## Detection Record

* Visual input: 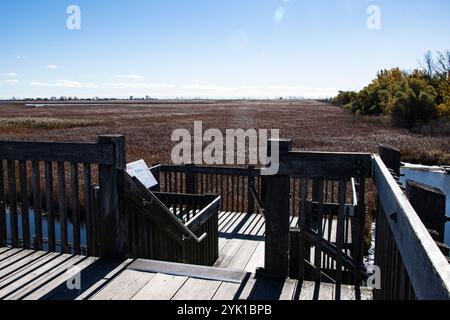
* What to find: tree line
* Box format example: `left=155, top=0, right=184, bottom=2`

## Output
left=332, top=51, right=449, bottom=131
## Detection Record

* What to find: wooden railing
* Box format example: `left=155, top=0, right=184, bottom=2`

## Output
left=121, top=171, right=220, bottom=266
left=154, top=164, right=260, bottom=214
left=2, top=135, right=448, bottom=299
left=0, top=135, right=124, bottom=259
left=258, top=140, right=372, bottom=288
left=373, top=154, right=450, bottom=300
left=154, top=145, right=369, bottom=285
left=0, top=135, right=221, bottom=265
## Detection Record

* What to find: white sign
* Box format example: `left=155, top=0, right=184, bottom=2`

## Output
left=126, top=160, right=158, bottom=189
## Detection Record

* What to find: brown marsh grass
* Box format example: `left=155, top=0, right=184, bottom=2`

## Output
left=1, top=99, right=447, bottom=251
left=0, top=100, right=448, bottom=166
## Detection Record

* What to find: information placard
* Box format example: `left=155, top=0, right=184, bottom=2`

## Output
left=126, top=159, right=158, bottom=189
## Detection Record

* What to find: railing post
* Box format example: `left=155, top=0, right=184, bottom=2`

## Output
left=379, top=145, right=401, bottom=177
left=149, top=164, right=161, bottom=192
left=260, top=139, right=292, bottom=279
left=97, top=135, right=127, bottom=260
left=247, top=165, right=255, bottom=214
left=186, top=164, right=196, bottom=194
left=406, top=180, right=447, bottom=244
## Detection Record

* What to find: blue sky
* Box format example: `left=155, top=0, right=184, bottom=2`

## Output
left=0, top=0, right=449, bottom=99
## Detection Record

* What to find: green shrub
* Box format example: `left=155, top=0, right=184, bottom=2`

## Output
left=386, top=78, right=438, bottom=128
left=331, top=52, right=449, bottom=131
left=331, top=91, right=357, bottom=106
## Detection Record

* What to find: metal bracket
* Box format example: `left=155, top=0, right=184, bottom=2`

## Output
left=389, top=211, right=398, bottom=222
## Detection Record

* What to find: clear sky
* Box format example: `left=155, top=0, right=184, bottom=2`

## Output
left=0, top=0, right=449, bottom=99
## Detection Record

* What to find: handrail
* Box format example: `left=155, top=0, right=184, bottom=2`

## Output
left=350, top=177, right=358, bottom=207
left=373, top=155, right=450, bottom=300
left=133, top=176, right=208, bottom=244
left=122, top=171, right=208, bottom=244
left=249, top=185, right=266, bottom=218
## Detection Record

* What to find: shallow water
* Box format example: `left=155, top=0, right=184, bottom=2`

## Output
left=5, top=210, right=88, bottom=253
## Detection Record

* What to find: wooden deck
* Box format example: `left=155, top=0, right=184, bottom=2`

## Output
left=0, top=247, right=372, bottom=300
left=216, top=211, right=345, bottom=271
left=0, top=212, right=371, bottom=301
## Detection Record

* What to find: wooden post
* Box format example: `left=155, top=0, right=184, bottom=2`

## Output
left=97, top=135, right=127, bottom=260
left=379, top=145, right=401, bottom=177
left=406, top=180, right=446, bottom=244
left=289, top=227, right=300, bottom=279
left=149, top=164, right=161, bottom=192
left=185, top=164, right=196, bottom=194
left=247, top=165, right=255, bottom=214
left=261, top=139, right=292, bottom=278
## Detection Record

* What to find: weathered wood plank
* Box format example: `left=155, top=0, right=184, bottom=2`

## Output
left=278, top=151, right=372, bottom=178
left=0, top=164, right=7, bottom=247
left=406, top=180, right=446, bottom=244
left=0, top=248, right=22, bottom=262
left=263, top=172, right=290, bottom=278
left=44, top=161, right=56, bottom=252
left=297, top=178, right=308, bottom=279
left=7, top=160, right=19, bottom=247
left=31, top=161, right=43, bottom=250
left=252, top=277, right=297, bottom=300
left=131, top=273, right=188, bottom=300
left=128, top=259, right=246, bottom=283
left=379, top=145, right=401, bottom=176
left=0, top=141, right=114, bottom=164
left=70, top=163, right=81, bottom=255
left=227, top=240, right=260, bottom=270
left=97, top=135, right=127, bottom=260
left=0, top=247, right=11, bottom=255
left=92, top=269, right=156, bottom=300
left=373, top=155, right=450, bottom=300
left=6, top=255, right=87, bottom=300
left=18, top=161, right=30, bottom=249
left=0, top=250, right=47, bottom=280
left=0, top=249, right=37, bottom=270
left=21, top=256, right=98, bottom=300
left=172, top=277, right=222, bottom=300
left=0, top=252, right=72, bottom=298
left=245, top=240, right=265, bottom=273
left=212, top=281, right=242, bottom=300
left=49, top=259, right=133, bottom=300
left=57, top=162, right=68, bottom=253
left=295, top=281, right=334, bottom=300
left=83, top=163, right=94, bottom=256
left=335, top=179, right=346, bottom=287
left=185, top=196, right=220, bottom=233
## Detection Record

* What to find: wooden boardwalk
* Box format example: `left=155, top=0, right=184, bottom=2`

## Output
left=0, top=212, right=371, bottom=300
left=0, top=247, right=372, bottom=300
left=216, top=211, right=345, bottom=271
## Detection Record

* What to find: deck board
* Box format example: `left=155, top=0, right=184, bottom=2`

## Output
left=0, top=252, right=73, bottom=299
left=22, top=256, right=99, bottom=300
left=0, top=212, right=371, bottom=301
left=172, top=278, right=222, bottom=300
left=0, top=247, right=372, bottom=300
left=132, top=273, right=188, bottom=300
left=91, top=269, right=155, bottom=300
left=6, top=255, right=88, bottom=300
left=0, top=250, right=48, bottom=280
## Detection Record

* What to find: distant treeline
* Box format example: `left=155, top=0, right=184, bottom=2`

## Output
left=10, top=96, right=158, bottom=101
left=332, top=51, right=450, bottom=132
